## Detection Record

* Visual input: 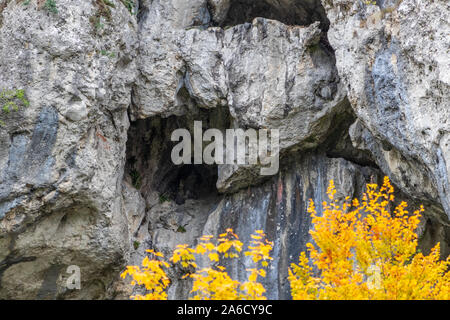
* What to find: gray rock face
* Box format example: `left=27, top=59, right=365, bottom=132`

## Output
left=0, top=0, right=448, bottom=299
left=323, top=0, right=450, bottom=221
left=0, top=0, right=137, bottom=299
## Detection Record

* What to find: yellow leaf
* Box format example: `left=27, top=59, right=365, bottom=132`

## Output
left=209, top=253, right=219, bottom=262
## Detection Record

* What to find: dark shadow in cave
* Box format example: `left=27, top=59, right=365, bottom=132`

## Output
left=157, top=164, right=218, bottom=205
left=216, top=0, right=330, bottom=31
left=125, top=106, right=231, bottom=206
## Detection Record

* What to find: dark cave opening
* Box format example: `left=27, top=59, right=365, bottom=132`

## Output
left=155, top=164, right=218, bottom=205
left=215, top=0, right=330, bottom=31
left=124, top=106, right=231, bottom=206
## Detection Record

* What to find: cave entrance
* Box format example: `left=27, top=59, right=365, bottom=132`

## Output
left=217, top=0, right=329, bottom=30
left=124, top=106, right=231, bottom=206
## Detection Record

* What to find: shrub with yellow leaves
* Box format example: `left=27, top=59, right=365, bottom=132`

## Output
left=120, top=249, right=170, bottom=300
left=121, top=177, right=449, bottom=300
left=121, top=229, right=273, bottom=300
left=288, top=176, right=450, bottom=300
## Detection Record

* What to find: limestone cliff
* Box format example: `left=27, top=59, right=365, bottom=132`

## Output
left=0, top=0, right=448, bottom=299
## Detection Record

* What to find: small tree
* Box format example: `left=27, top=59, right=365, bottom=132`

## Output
left=121, top=229, right=273, bottom=300
left=288, top=177, right=450, bottom=300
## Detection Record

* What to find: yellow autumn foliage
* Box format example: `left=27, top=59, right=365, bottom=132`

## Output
left=288, top=176, right=450, bottom=300
left=120, top=249, right=170, bottom=300
left=121, top=228, right=273, bottom=300
left=121, top=177, right=449, bottom=300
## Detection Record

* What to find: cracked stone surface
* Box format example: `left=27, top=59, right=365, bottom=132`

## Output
left=0, top=0, right=448, bottom=299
